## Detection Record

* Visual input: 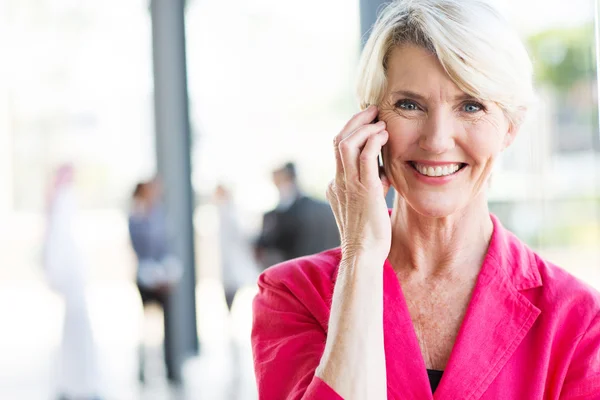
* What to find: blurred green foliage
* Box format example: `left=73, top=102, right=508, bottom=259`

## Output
left=527, top=24, right=596, bottom=91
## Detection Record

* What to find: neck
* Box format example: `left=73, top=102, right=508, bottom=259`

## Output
left=388, top=193, right=493, bottom=281
left=278, top=183, right=299, bottom=201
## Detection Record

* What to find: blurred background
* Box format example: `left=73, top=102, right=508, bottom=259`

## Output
left=0, top=0, right=599, bottom=399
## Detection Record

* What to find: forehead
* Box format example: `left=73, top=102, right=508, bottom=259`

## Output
left=386, top=44, right=465, bottom=100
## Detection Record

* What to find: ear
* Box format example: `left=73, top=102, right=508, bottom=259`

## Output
left=501, top=121, right=520, bottom=151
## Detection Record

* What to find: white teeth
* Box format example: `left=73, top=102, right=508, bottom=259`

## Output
left=414, top=163, right=462, bottom=177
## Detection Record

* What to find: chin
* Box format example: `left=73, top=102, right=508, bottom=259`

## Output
left=402, top=193, right=465, bottom=219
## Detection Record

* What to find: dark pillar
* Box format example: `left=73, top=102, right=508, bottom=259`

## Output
left=150, top=0, right=199, bottom=383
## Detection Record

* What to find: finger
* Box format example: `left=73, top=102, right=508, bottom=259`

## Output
left=333, top=137, right=344, bottom=182
left=339, top=121, right=386, bottom=182
left=339, top=105, right=380, bottom=143
left=359, top=130, right=389, bottom=185
left=333, top=106, right=379, bottom=177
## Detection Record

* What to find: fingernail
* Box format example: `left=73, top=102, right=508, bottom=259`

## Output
left=376, top=120, right=385, bottom=127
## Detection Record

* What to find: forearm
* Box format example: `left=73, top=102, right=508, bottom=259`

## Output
left=316, top=253, right=387, bottom=399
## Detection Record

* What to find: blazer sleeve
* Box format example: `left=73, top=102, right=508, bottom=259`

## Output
left=251, top=271, right=343, bottom=400
left=560, top=310, right=600, bottom=399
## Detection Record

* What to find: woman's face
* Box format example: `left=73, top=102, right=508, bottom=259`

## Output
left=378, top=44, right=516, bottom=218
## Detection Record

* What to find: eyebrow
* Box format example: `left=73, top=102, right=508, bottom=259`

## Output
left=391, top=90, right=479, bottom=102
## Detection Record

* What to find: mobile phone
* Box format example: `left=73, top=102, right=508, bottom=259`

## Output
left=373, top=116, right=384, bottom=172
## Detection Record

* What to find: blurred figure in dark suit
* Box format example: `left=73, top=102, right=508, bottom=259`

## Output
left=254, top=162, right=340, bottom=269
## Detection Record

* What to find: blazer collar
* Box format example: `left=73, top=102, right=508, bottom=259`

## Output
left=382, top=214, right=542, bottom=400
left=486, top=214, right=542, bottom=291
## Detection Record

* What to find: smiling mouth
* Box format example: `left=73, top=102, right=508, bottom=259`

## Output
left=408, top=161, right=467, bottom=177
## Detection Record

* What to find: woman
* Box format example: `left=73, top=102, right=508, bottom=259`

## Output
left=128, top=178, right=182, bottom=382
left=43, top=165, right=101, bottom=400
left=213, top=183, right=259, bottom=311
left=129, top=179, right=182, bottom=293
left=251, top=0, right=600, bottom=399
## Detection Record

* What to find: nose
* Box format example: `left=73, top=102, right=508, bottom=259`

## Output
left=418, top=110, right=455, bottom=154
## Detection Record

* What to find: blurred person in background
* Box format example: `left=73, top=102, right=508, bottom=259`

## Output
left=213, top=184, right=259, bottom=312
left=251, top=0, right=600, bottom=398
left=213, top=184, right=260, bottom=399
left=254, top=162, right=340, bottom=269
left=128, top=178, right=182, bottom=383
left=43, top=164, right=101, bottom=400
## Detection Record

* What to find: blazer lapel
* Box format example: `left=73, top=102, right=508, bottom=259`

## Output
left=383, top=260, right=434, bottom=400
left=433, top=215, right=542, bottom=400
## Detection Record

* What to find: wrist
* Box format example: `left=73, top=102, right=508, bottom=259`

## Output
left=341, top=245, right=388, bottom=266
left=338, top=252, right=387, bottom=283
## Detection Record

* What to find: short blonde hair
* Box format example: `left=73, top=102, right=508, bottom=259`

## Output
left=357, top=0, right=535, bottom=127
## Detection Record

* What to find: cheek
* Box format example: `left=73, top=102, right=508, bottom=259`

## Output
left=384, top=118, right=420, bottom=154
left=462, top=123, right=506, bottom=164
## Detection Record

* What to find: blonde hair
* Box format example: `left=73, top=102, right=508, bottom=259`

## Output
left=357, top=0, right=535, bottom=127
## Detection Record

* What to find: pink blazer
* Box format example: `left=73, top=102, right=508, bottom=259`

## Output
left=251, top=215, right=600, bottom=399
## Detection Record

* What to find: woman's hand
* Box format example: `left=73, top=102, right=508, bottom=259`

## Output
left=316, top=107, right=390, bottom=399
left=327, top=105, right=392, bottom=260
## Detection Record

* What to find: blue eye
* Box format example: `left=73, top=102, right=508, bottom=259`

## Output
left=463, top=102, right=483, bottom=113
left=396, top=100, right=420, bottom=111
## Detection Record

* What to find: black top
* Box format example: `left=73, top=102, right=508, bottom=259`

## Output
left=427, top=369, right=444, bottom=393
